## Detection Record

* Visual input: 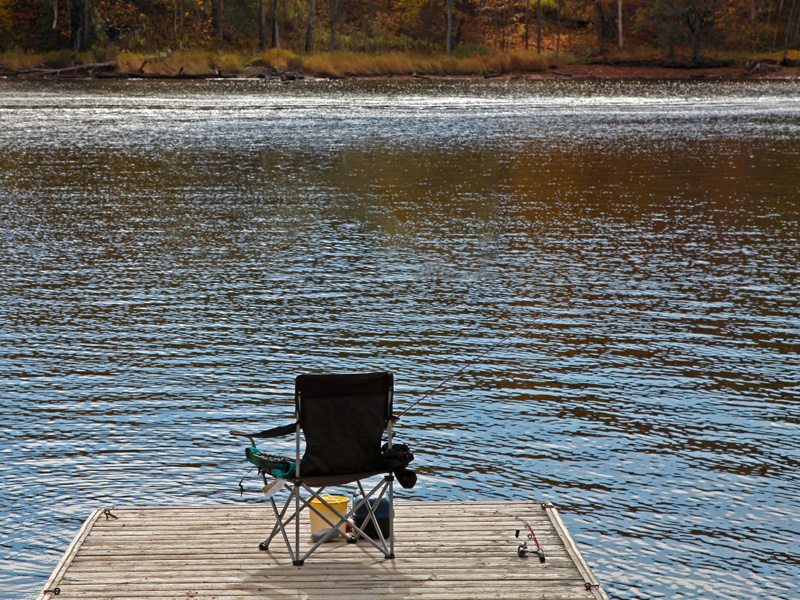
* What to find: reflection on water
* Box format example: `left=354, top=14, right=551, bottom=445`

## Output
left=1, top=78, right=798, bottom=600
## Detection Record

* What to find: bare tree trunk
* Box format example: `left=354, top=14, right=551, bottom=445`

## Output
left=557, top=29, right=561, bottom=57
left=618, top=0, right=623, bottom=49
left=455, top=12, right=465, bottom=45
left=690, top=21, right=702, bottom=62
left=446, top=0, right=454, bottom=56
left=65, top=0, right=72, bottom=41
left=259, top=0, right=267, bottom=49
left=82, top=0, right=90, bottom=48
left=329, top=0, right=339, bottom=52
left=211, top=0, right=224, bottom=39
left=783, top=0, right=799, bottom=63
left=271, top=0, right=280, bottom=48
left=556, top=0, right=562, bottom=56
left=494, top=3, right=500, bottom=48
left=525, top=0, right=530, bottom=49
left=773, top=0, right=785, bottom=49
left=174, top=0, right=186, bottom=41
left=52, top=0, right=58, bottom=29
left=537, top=0, right=542, bottom=53
left=477, top=0, right=483, bottom=42
left=305, top=0, right=316, bottom=52
left=71, top=0, right=92, bottom=51
left=594, top=0, right=606, bottom=53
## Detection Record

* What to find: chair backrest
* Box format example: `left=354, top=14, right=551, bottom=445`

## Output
left=295, top=372, right=393, bottom=477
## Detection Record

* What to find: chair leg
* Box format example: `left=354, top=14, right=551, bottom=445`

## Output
left=262, top=477, right=397, bottom=565
left=259, top=501, right=282, bottom=551
left=293, top=486, right=303, bottom=566
left=348, top=477, right=394, bottom=559
left=388, top=475, right=395, bottom=559
left=261, top=491, right=295, bottom=550
left=262, top=485, right=305, bottom=566
left=295, top=486, right=356, bottom=564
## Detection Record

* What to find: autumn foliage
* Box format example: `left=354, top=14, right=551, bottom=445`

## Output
left=0, top=0, right=798, bottom=65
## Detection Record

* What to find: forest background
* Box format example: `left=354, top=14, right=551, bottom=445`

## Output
left=1, top=0, right=799, bottom=76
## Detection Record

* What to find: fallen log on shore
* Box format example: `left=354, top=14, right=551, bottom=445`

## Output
left=10, top=61, right=116, bottom=77
left=1, top=60, right=305, bottom=81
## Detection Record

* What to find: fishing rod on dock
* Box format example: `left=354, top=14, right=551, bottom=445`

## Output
left=514, top=515, right=546, bottom=562
left=394, top=297, right=583, bottom=422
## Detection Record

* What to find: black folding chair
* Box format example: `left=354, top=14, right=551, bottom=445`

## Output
left=231, top=372, right=401, bottom=566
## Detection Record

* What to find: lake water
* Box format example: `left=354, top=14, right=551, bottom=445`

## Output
left=0, top=77, right=798, bottom=600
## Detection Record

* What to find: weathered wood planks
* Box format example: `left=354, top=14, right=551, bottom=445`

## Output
left=37, top=501, right=609, bottom=600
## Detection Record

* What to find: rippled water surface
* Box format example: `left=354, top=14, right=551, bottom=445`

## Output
left=1, top=77, right=799, bottom=600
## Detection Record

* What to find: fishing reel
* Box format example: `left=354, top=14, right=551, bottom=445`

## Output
left=515, top=530, right=546, bottom=563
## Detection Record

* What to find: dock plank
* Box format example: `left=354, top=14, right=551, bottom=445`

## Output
left=37, top=501, right=609, bottom=600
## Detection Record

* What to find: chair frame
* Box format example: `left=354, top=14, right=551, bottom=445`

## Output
left=259, top=461, right=395, bottom=565
left=235, top=372, right=397, bottom=566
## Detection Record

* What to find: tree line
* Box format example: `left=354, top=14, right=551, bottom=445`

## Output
left=1, top=0, right=799, bottom=63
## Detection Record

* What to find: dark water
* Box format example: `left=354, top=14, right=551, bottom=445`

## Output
left=1, top=77, right=798, bottom=600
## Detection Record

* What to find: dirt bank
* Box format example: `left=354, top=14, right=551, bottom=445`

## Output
left=2, top=60, right=798, bottom=81
left=518, top=63, right=800, bottom=79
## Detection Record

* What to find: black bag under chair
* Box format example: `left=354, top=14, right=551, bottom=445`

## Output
left=230, top=371, right=415, bottom=566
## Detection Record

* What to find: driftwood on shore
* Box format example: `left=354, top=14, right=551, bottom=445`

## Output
left=2, top=61, right=116, bottom=77
left=0, top=59, right=306, bottom=80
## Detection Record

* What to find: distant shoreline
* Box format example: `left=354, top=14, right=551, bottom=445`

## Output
left=515, top=63, right=800, bottom=80
left=400, top=63, right=800, bottom=80
left=3, top=60, right=799, bottom=81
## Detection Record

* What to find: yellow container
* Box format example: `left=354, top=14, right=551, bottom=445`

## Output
left=309, top=494, right=349, bottom=536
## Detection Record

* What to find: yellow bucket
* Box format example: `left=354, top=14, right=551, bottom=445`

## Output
left=309, top=494, right=349, bottom=536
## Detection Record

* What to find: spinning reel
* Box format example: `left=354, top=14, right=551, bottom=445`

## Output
left=516, top=534, right=546, bottom=562
left=514, top=520, right=546, bottom=563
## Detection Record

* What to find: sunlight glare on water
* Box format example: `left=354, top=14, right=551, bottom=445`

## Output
left=1, top=77, right=799, bottom=600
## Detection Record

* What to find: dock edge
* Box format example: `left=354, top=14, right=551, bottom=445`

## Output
left=35, top=507, right=106, bottom=600
left=542, top=500, right=610, bottom=600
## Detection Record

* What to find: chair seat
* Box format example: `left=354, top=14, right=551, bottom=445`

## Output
left=288, top=470, right=388, bottom=487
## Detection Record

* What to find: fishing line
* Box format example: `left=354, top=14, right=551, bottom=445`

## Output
left=395, top=297, right=581, bottom=422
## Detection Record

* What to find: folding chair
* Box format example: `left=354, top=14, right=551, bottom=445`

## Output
left=231, top=372, right=404, bottom=566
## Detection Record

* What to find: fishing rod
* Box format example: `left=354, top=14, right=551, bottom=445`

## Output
left=514, top=515, right=546, bottom=562
left=395, top=297, right=582, bottom=422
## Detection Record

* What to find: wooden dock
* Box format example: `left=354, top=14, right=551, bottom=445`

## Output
left=36, top=501, right=609, bottom=600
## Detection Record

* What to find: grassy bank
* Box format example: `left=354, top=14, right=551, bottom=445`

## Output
left=2, top=47, right=797, bottom=79
left=1, top=48, right=554, bottom=78
left=300, top=50, right=551, bottom=77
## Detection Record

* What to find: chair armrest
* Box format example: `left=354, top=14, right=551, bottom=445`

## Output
left=230, top=423, right=296, bottom=439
